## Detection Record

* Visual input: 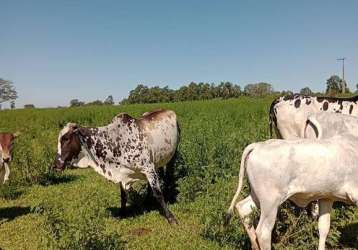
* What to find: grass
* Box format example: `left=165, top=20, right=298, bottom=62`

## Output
left=0, top=97, right=357, bottom=249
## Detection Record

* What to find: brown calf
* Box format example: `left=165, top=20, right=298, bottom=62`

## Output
left=0, top=132, right=19, bottom=184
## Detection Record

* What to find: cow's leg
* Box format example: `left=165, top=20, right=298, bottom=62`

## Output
left=318, top=199, right=333, bottom=250
left=144, top=165, right=177, bottom=225
left=4, top=163, right=10, bottom=183
left=255, top=203, right=278, bottom=250
left=236, top=195, right=259, bottom=250
left=305, top=201, right=319, bottom=219
left=310, top=201, right=319, bottom=219
left=119, top=183, right=127, bottom=215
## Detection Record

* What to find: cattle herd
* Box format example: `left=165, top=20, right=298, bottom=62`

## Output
left=1, top=94, right=358, bottom=249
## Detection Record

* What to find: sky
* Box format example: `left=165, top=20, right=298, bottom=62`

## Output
left=1, top=0, right=357, bottom=108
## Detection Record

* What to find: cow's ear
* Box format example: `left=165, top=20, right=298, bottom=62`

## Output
left=13, top=131, right=21, bottom=138
left=70, top=123, right=80, bottom=134
left=67, top=123, right=78, bottom=131
left=76, top=127, right=89, bottom=137
left=71, top=123, right=78, bottom=131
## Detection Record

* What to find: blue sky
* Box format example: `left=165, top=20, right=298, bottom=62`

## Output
left=1, top=1, right=357, bottom=108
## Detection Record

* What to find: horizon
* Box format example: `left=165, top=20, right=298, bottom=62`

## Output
left=1, top=1, right=358, bottom=108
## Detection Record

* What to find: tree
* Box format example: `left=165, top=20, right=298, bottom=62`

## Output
left=244, top=82, right=273, bottom=97
left=300, top=87, right=313, bottom=96
left=0, top=78, right=18, bottom=104
left=124, top=82, right=242, bottom=104
left=280, top=90, right=293, bottom=96
left=70, top=99, right=85, bottom=107
left=86, top=100, right=103, bottom=106
left=104, top=95, right=114, bottom=105
left=326, top=75, right=346, bottom=96
left=24, top=104, right=35, bottom=109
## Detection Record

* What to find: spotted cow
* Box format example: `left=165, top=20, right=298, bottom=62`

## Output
left=53, top=109, right=180, bottom=224
left=0, top=132, right=19, bottom=184
left=269, top=94, right=358, bottom=139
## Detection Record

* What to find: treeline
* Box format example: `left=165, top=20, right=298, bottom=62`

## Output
left=69, top=95, right=114, bottom=107
left=120, top=75, right=358, bottom=105
left=121, top=82, right=274, bottom=104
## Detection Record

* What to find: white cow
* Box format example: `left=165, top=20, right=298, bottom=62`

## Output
left=0, top=132, right=19, bottom=184
left=226, top=136, right=358, bottom=250
left=269, top=94, right=358, bottom=139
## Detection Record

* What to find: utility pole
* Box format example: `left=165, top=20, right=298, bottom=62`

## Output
left=337, top=57, right=346, bottom=93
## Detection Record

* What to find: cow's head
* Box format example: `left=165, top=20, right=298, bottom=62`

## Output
left=0, top=132, right=19, bottom=164
left=53, top=123, right=82, bottom=171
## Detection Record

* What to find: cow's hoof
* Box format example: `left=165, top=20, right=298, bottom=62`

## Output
left=167, top=216, right=178, bottom=225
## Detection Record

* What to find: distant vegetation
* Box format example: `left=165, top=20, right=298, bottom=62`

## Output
left=0, top=78, right=17, bottom=110
left=69, top=95, right=114, bottom=107
left=24, top=104, right=35, bottom=109
left=120, top=75, right=355, bottom=105
left=121, top=82, right=272, bottom=104
left=0, top=74, right=356, bottom=109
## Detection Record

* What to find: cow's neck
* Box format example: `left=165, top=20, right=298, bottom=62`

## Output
left=77, top=126, right=116, bottom=178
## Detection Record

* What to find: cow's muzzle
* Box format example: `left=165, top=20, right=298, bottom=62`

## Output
left=52, top=154, right=66, bottom=172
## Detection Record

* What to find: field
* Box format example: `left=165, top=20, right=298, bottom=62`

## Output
left=0, top=97, right=357, bottom=249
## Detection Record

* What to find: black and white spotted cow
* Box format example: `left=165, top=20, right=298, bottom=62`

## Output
left=52, top=109, right=180, bottom=224
left=269, top=94, right=358, bottom=139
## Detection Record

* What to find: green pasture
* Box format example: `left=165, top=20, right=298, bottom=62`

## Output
left=0, top=97, right=356, bottom=249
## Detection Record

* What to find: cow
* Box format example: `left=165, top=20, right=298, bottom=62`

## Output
left=69, top=111, right=160, bottom=169
left=269, top=94, right=358, bottom=139
left=0, top=132, right=19, bottom=184
left=52, top=109, right=180, bottom=224
left=225, top=136, right=358, bottom=250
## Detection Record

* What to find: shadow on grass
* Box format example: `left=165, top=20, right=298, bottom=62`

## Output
left=339, top=222, right=358, bottom=249
left=0, top=206, right=31, bottom=223
left=39, top=172, right=79, bottom=186
left=107, top=188, right=160, bottom=219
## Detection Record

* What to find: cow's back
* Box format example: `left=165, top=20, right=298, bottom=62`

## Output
left=247, top=138, right=358, bottom=203
left=138, top=110, right=179, bottom=167
left=305, top=112, right=358, bottom=139
left=273, top=97, right=319, bottom=139
left=271, top=94, right=358, bottom=139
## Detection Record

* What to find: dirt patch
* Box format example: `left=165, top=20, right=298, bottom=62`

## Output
left=129, top=227, right=152, bottom=237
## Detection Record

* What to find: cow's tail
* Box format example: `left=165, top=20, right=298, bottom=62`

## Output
left=176, top=120, right=181, bottom=144
left=303, top=115, right=322, bottom=139
left=225, top=143, right=256, bottom=226
left=269, top=98, right=279, bottom=138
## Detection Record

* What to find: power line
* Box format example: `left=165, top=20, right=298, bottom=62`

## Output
left=337, top=57, right=346, bottom=93
left=337, top=57, right=346, bottom=81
